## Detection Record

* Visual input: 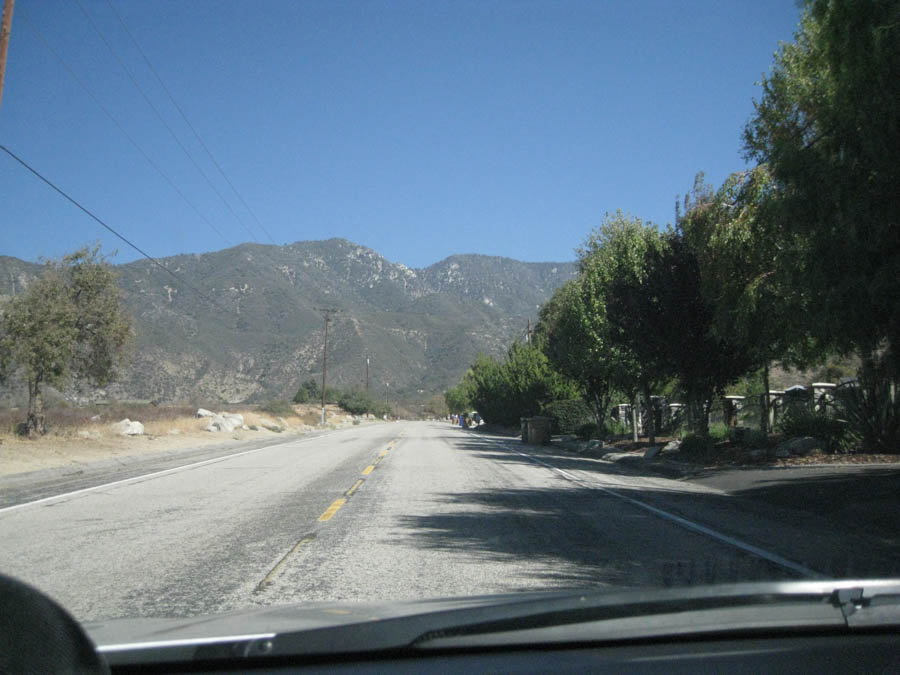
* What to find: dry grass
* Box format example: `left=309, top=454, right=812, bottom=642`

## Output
left=0, top=402, right=377, bottom=477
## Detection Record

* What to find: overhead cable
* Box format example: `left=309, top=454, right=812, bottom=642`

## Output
left=74, top=0, right=265, bottom=248
left=1, top=144, right=234, bottom=316
left=18, top=9, right=234, bottom=247
left=103, top=0, right=279, bottom=246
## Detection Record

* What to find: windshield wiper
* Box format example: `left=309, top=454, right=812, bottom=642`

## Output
left=95, top=580, right=900, bottom=666
left=834, top=585, right=900, bottom=627
left=412, top=581, right=900, bottom=649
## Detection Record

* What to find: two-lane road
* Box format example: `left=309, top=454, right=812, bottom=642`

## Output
left=1, top=422, right=892, bottom=623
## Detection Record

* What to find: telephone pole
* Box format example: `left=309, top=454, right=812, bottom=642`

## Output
left=315, top=308, right=340, bottom=425
left=0, top=0, right=15, bottom=111
left=365, top=355, right=370, bottom=394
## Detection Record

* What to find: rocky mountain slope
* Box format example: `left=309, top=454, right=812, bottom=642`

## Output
left=0, top=239, right=576, bottom=404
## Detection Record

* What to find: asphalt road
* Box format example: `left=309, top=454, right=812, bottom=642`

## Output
left=1, top=422, right=896, bottom=624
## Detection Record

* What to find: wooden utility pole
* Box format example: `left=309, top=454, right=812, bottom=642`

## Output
left=0, top=0, right=14, bottom=111
left=316, top=308, right=340, bottom=425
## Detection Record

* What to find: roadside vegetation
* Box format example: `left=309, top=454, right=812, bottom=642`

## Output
left=446, top=0, right=899, bottom=455
left=292, top=378, right=392, bottom=418
left=0, top=247, right=131, bottom=437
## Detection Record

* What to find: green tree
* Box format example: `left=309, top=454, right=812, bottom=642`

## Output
left=462, top=341, right=576, bottom=427
left=539, top=212, right=659, bottom=437
left=444, top=374, right=473, bottom=414
left=0, top=247, right=132, bottom=436
left=636, top=231, right=753, bottom=434
left=467, top=354, right=507, bottom=424
left=677, top=167, right=817, bottom=431
left=537, top=278, right=619, bottom=426
left=293, top=378, right=320, bottom=404
left=590, top=215, right=667, bottom=442
left=337, top=389, right=392, bottom=417
left=744, top=0, right=900, bottom=371
left=501, top=339, right=578, bottom=421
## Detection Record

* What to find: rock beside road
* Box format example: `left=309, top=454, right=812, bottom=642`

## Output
left=205, top=413, right=247, bottom=433
left=112, top=419, right=144, bottom=436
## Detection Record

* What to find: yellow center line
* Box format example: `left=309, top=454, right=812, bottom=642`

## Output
left=379, top=448, right=389, bottom=457
left=362, top=464, right=375, bottom=475
left=318, top=498, right=347, bottom=521
left=257, top=534, right=315, bottom=590
left=345, top=479, right=365, bottom=497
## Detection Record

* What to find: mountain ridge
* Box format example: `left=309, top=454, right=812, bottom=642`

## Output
left=0, top=239, right=577, bottom=405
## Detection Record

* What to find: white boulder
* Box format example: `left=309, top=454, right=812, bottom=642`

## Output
left=113, top=419, right=144, bottom=436
left=205, top=414, right=237, bottom=432
left=196, top=408, right=215, bottom=418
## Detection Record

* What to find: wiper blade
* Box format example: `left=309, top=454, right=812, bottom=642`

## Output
left=834, top=585, right=900, bottom=627
left=94, top=581, right=900, bottom=666
left=414, top=580, right=900, bottom=648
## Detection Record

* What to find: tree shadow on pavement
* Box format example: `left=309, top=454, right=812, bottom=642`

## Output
left=391, top=484, right=794, bottom=590
left=399, top=428, right=900, bottom=585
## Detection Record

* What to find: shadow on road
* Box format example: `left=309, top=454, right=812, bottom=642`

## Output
left=396, top=428, right=900, bottom=587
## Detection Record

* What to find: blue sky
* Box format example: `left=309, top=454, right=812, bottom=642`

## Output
left=1, top=0, right=801, bottom=269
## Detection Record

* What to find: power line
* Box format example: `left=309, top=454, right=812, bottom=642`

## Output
left=103, top=0, right=278, bottom=246
left=0, top=144, right=233, bottom=316
left=73, top=0, right=265, bottom=248
left=70, top=1, right=299, bottom=295
left=17, top=8, right=234, bottom=247
left=14, top=10, right=303, bottom=331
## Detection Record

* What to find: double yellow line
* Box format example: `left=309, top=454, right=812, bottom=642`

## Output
left=316, top=440, right=396, bottom=522
left=257, top=438, right=400, bottom=592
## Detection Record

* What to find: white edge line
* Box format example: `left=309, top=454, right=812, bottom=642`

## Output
left=97, top=632, right=276, bottom=652
left=0, top=435, right=322, bottom=516
left=514, top=449, right=825, bottom=580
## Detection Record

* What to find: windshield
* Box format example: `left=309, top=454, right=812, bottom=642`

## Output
left=1, top=0, right=898, bottom=644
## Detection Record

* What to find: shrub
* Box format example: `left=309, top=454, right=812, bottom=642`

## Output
left=541, top=399, right=595, bottom=435
left=708, top=422, right=729, bottom=442
left=777, top=408, right=848, bottom=454
left=834, top=364, right=900, bottom=454
left=679, top=433, right=714, bottom=459
left=337, top=390, right=392, bottom=418
left=293, top=379, right=319, bottom=404
left=728, top=426, right=769, bottom=448
left=605, top=418, right=632, bottom=437
left=576, top=422, right=602, bottom=440
left=260, top=399, right=295, bottom=416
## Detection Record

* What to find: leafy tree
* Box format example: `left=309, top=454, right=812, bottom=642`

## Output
left=462, top=341, right=576, bottom=427
left=744, top=0, right=900, bottom=371
left=466, top=354, right=508, bottom=424
left=293, top=378, right=320, bottom=403
left=537, top=278, right=619, bottom=426
left=337, top=389, right=392, bottom=417
left=621, top=230, right=753, bottom=435
left=500, top=339, right=579, bottom=422
left=539, top=212, right=660, bottom=438
left=677, top=167, right=817, bottom=431
left=592, top=215, right=667, bottom=442
left=0, top=247, right=132, bottom=436
left=444, top=374, right=474, bottom=414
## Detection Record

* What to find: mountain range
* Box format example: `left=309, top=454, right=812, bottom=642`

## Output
left=0, top=239, right=577, bottom=405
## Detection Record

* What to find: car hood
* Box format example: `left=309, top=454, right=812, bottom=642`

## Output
left=84, top=580, right=900, bottom=666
